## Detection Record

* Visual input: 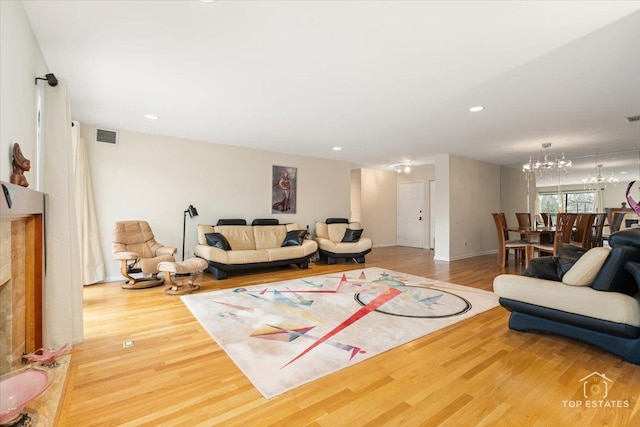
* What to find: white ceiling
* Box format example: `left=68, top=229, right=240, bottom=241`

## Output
left=23, top=1, right=640, bottom=175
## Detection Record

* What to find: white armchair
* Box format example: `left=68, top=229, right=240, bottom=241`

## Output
left=314, top=218, right=372, bottom=264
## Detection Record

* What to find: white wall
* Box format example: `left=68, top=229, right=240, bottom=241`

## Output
left=436, top=154, right=501, bottom=261
left=500, top=165, right=531, bottom=228
left=357, top=168, right=398, bottom=247
left=82, top=125, right=352, bottom=280
left=0, top=1, right=48, bottom=182
left=350, top=169, right=362, bottom=222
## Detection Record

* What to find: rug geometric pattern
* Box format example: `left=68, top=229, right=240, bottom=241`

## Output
left=181, top=267, right=499, bottom=399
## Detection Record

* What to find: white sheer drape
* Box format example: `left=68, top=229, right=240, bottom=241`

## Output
left=72, top=122, right=106, bottom=285
left=42, top=80, right=83, bottom=346
left=595, top=186, right=605, bottom=213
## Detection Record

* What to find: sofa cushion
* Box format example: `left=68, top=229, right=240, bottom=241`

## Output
left=493, top=274, right=640, bottom=327
left=342, top=228, right=363, bottom=243
left=205, top=232, right=232, bottom=250
left=328, top=223, right=349, bottom=242
left=215, top=225, right=257, bottom=250
left=562, top=247, right=611, bottom=286
left=253, top=225, right=287, bottom=250
left=282, top=229, right=307, bottom=247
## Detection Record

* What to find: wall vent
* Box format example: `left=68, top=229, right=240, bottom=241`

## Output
left=95, top=128, right=119, bottom=145
left=626, top=115, right=640, bottom=123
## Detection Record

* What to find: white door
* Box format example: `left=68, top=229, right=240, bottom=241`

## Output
left=397, top=181, right=425, bottom=248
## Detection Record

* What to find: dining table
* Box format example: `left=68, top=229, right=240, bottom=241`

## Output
left=507, top=225, right=556, bottom=267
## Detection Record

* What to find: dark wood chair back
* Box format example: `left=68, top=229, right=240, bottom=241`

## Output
left=610, top=212, right=625, bottom=234
left=591, top=213, right=607, bottom=247
left=541, top=212, right=553, bottom=226
left=573, top=214, right=596, bottom=249
left=554, top=213, right=578, bottom=254
left=515, top=213, right=532, bottom=229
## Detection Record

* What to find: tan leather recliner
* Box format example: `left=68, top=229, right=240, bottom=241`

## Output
left=112, top=220, right=177, bottom=289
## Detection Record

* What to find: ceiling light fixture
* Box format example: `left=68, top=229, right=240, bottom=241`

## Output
left=582, top=160, right=618, bottom=190
left=522, top=143, right=572, bottom=181
left=145, top=114, right=159, bottom=120
left=394, top=164, right=412, bottom=174
left=469, top=106, right=484, bottom=112
left=333, top=147, right=342, bottom=151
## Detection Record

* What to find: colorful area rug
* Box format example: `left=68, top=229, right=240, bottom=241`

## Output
left=181, top=267, right=499, bottom=399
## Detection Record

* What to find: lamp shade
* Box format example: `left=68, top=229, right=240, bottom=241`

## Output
left=186, top=205, right=198, bottom=218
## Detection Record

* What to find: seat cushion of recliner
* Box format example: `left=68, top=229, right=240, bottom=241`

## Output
left=493, top=274, right=640, bottom=327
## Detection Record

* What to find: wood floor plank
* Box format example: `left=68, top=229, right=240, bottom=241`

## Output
left=57, top=247, right=639, bottom=426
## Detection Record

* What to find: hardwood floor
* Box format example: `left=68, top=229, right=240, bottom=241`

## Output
left=59, top=247, right=639, bottom=426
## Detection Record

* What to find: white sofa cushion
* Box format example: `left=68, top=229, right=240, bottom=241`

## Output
left=214, top=225, right=256, bottom=250
left=562, top=247, right=611, bottom=286
left=493, top=274, right=640, bottom=326
left=253, top=225, right=288, bottom=250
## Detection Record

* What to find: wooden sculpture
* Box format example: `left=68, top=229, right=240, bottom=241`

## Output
left=10, top=143, right=30, bottom=187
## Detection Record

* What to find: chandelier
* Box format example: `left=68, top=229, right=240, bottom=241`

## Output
left=582, top=163, right=618, bottom=190
left=522, top=143, right=572, bottom=180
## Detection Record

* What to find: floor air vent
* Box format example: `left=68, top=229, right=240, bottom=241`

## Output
left=95, top=128, right=119, bottom=145
left=626, top=115, right=640, bottom=123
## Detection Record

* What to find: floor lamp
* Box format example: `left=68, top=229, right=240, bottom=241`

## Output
left=182, top=204, right=199, bottom=261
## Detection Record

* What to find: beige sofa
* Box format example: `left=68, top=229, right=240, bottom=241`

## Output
left=493, top=229, right=640, bottom=364
left=194, top=223, right=318, bottom=279
left=315, top=219, right=372, bottom=264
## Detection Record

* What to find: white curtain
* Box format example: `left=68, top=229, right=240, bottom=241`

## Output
left=42, top=80, right=83, bottom=346
left=72, top=122, right=106, bottom=285
left=595, top=186, right=605, bottom=213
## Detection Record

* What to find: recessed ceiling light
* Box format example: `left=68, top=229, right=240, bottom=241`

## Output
left=333, top=147, right=342, bottom=151
left=145, top=114, right=158, bottom=120
left=469, top=106, right=485, bottom=112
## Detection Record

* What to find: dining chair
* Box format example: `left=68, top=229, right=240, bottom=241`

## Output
left=590, top=213, right=607, bottom=248
left=533, top=213, right=577, bottom=257
left=535, top=214, right=545, bottom=227
left=603, top=212, right=625, bottom=243
left=492, top=213, right=527, bottom=267
left=572, top=213, right=596, bottom=249
left=515, top=212, right=532, bottom=240
left=541, top=212, right=553, bottom=227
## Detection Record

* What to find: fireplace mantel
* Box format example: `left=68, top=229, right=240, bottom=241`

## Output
left=1, top=181, right=45, bottom=372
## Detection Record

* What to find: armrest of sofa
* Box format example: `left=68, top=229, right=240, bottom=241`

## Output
left=591, top=245, right=640, bottom=295
left=194, top=244, right=229, bottom=264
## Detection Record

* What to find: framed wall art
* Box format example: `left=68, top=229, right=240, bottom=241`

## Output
left=272, top=165, right=297, bottom=214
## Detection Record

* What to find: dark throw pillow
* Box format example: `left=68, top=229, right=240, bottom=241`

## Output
left=204, top=232, right=232, bottom=250
left=522, top=257, right=562, bottom=281
left=341, top=228, right=363, bottom=243
left=281, top=230, right=307, bottom=247
left=522, top=243, right=589, bottom=281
